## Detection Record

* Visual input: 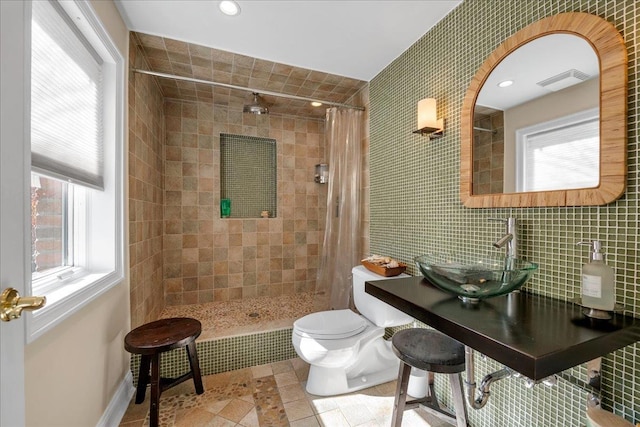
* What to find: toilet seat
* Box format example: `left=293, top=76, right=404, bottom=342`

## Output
left=294, top=309, right=367, bottom=339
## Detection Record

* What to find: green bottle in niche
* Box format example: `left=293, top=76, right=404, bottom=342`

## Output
left=220, top=198, right=230, bottom=218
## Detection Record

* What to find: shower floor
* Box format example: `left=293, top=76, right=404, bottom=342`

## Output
left=159, top=292, right=319, bottom=341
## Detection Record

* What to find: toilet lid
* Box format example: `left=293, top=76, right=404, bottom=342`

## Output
left=294, top=309, right=367, bottom=339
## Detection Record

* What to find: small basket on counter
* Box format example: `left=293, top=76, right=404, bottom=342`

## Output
left=361, top=255, right=407, bottom=277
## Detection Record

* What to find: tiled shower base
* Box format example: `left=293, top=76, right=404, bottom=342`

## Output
left=130, top=292, right=320, bottom=381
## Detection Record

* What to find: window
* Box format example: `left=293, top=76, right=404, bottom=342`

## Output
left=27, top=0, right=124, bottom=341
left=31, top=174, right=74, bottom=279
left=515, top=108, right=599, bottom=192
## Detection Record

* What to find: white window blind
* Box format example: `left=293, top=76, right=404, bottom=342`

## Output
left=517, top=112, right=599, bottom=192
left=31, top=0, right=104, bottom=190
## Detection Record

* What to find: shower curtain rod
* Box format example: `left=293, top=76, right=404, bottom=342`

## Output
left=132, top=69, right=366, bottom=111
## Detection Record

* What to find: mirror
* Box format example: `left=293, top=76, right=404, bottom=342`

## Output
left=460, top=12, right=627, bottom=207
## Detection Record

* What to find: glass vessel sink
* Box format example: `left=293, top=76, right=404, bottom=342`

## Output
left=414, top=253, right=538, bottom=303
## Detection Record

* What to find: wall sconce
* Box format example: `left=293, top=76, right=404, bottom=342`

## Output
left=315, top=163, right=328, bottom=184
left=413, top=98, right=444, bottom=138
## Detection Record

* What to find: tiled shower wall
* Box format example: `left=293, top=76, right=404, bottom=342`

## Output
left=473, top=111, right=505, bottom=195
left=163, top=101, right=326, bottom=305
left=370, top=0, right=638, bottom=425
left=128, top=39, right=165, bottom=328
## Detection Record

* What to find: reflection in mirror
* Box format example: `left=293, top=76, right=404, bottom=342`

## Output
left=473, top=34, right=600, bottom=195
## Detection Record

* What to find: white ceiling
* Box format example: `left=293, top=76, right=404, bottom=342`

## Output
left=114, top=0, right=462, bottom=81
left=476, top=34, right=599, bottom=110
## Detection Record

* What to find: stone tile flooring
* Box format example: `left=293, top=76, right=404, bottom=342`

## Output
left=119, top=357, right=449, bottom=427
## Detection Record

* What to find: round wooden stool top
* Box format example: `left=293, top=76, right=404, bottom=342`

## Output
left=392, top=328, right=465, bottom=374
left=124, top=317, right=201, bottom=355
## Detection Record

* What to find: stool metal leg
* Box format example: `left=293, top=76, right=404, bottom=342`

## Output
left=392, top=361, right=412, bottom=427
left=149, top=353, right=161, bottom=427
left=448, top=373, right=469, bottom=427
left=185, top=341, right=204, bottom=395
left=135, top=355, right=151, bottom=404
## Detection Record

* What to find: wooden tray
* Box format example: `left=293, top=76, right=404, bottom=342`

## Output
left=361, top=260, right=407, bottom=277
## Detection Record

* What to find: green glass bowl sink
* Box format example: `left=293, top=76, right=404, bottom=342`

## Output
left=414, top=253, right=538, bottom=303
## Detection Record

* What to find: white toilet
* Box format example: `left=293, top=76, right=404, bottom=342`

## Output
left=292, top=265, right=413, bottom=396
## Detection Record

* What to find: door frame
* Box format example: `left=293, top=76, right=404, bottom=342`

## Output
left=1, top=1, right=31, bottom=425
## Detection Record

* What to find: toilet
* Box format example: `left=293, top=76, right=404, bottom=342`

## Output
left=292, top=265, right=413, bottom=396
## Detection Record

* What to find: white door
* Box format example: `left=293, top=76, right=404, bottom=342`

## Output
left=1, top=1, right=31, bottom=425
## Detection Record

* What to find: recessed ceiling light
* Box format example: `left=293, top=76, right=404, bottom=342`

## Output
left=311, top=101, right=323, bottom=107
left=497, top=80, right=514, bottom=88
left=219, top=0, right=240, bottom=16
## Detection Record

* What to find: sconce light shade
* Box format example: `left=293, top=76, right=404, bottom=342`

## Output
left=413, top=98, right=444, bottom=138
left=315, top=163, right=328, bottom=184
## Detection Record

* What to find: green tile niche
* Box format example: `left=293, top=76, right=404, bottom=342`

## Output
left=369, top=0, right=639, bottom=426
left=220, top=133, right=277, bottom=218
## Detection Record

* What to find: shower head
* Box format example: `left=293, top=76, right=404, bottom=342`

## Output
left=243, top=92, right=269, bottom=114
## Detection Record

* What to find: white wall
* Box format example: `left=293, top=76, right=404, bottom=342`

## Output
left=24, top=1, right=130, bottom=425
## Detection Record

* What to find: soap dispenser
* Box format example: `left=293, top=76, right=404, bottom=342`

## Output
left=577, top=240, right=615, bottom=311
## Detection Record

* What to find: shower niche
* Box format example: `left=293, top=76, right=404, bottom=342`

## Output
left=220, top=133, right=277, bottom=218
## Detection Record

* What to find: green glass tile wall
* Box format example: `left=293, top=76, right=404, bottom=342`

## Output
left=220, top=133, right=277, bottom=218
left=130, top=328, right=296, bottom=383
left=369, top=0, right=639, bottom=425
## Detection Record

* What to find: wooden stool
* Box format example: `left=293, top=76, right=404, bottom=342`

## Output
left=124, top=317, right=204, bottom=427
left=391, top=328, right=469, bottom=427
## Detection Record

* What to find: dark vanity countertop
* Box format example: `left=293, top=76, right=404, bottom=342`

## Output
left=366, top=277, right=640, bottom=380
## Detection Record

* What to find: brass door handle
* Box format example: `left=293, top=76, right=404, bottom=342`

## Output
left=1, top=287, right=46, bottom=322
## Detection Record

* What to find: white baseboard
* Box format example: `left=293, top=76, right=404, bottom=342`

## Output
left=97, top=370, right=135, bottom=427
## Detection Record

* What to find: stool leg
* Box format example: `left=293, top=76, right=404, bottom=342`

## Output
left=426, top=371, right=440, bottom=408
left=135, top=355, right=151, bottom=404
left=392, top=361, right=412, bottom=427
left=185, top=341, right=204, bottom=395
left=149, top=353, right=160, bottom=427
left=448, top=373, right=469, bottom=427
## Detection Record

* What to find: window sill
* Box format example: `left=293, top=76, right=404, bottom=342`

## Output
left=26, top=269, right=124, bottom=342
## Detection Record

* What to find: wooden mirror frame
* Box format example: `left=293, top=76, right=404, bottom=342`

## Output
left=460, top=12, right=627, bottom=208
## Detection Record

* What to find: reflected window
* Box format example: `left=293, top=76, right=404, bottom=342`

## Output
left=516, top=109, right=599, bottom=192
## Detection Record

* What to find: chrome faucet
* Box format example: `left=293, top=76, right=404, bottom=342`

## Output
left=489, top=217, right=517, bottom=258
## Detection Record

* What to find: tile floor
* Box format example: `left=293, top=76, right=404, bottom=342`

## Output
left=119, top=357, right=450, bottom=427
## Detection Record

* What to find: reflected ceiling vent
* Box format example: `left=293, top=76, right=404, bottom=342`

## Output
left=243, top=92, right=269, bottom=114
left=537, top=69, right=590, bottom=92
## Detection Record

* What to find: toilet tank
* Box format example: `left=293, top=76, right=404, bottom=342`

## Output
left=352, top=265, right=413, bottom=327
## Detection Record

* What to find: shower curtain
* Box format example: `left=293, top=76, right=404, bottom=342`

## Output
left=315, top=107, right=363, bottom=310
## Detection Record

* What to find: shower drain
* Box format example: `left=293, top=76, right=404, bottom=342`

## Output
left=248, top=312, right=260, bottom=318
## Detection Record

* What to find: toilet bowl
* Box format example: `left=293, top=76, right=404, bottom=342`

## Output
left=292, top=265, right=412, bottom=396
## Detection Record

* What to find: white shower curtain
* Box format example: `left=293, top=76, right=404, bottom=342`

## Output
left=315, top=107, right=363, bottom=310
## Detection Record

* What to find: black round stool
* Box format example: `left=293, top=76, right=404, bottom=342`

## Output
left=124, top=317, right=205, bottom=427
left=391, top=328, right=469, bottom=427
